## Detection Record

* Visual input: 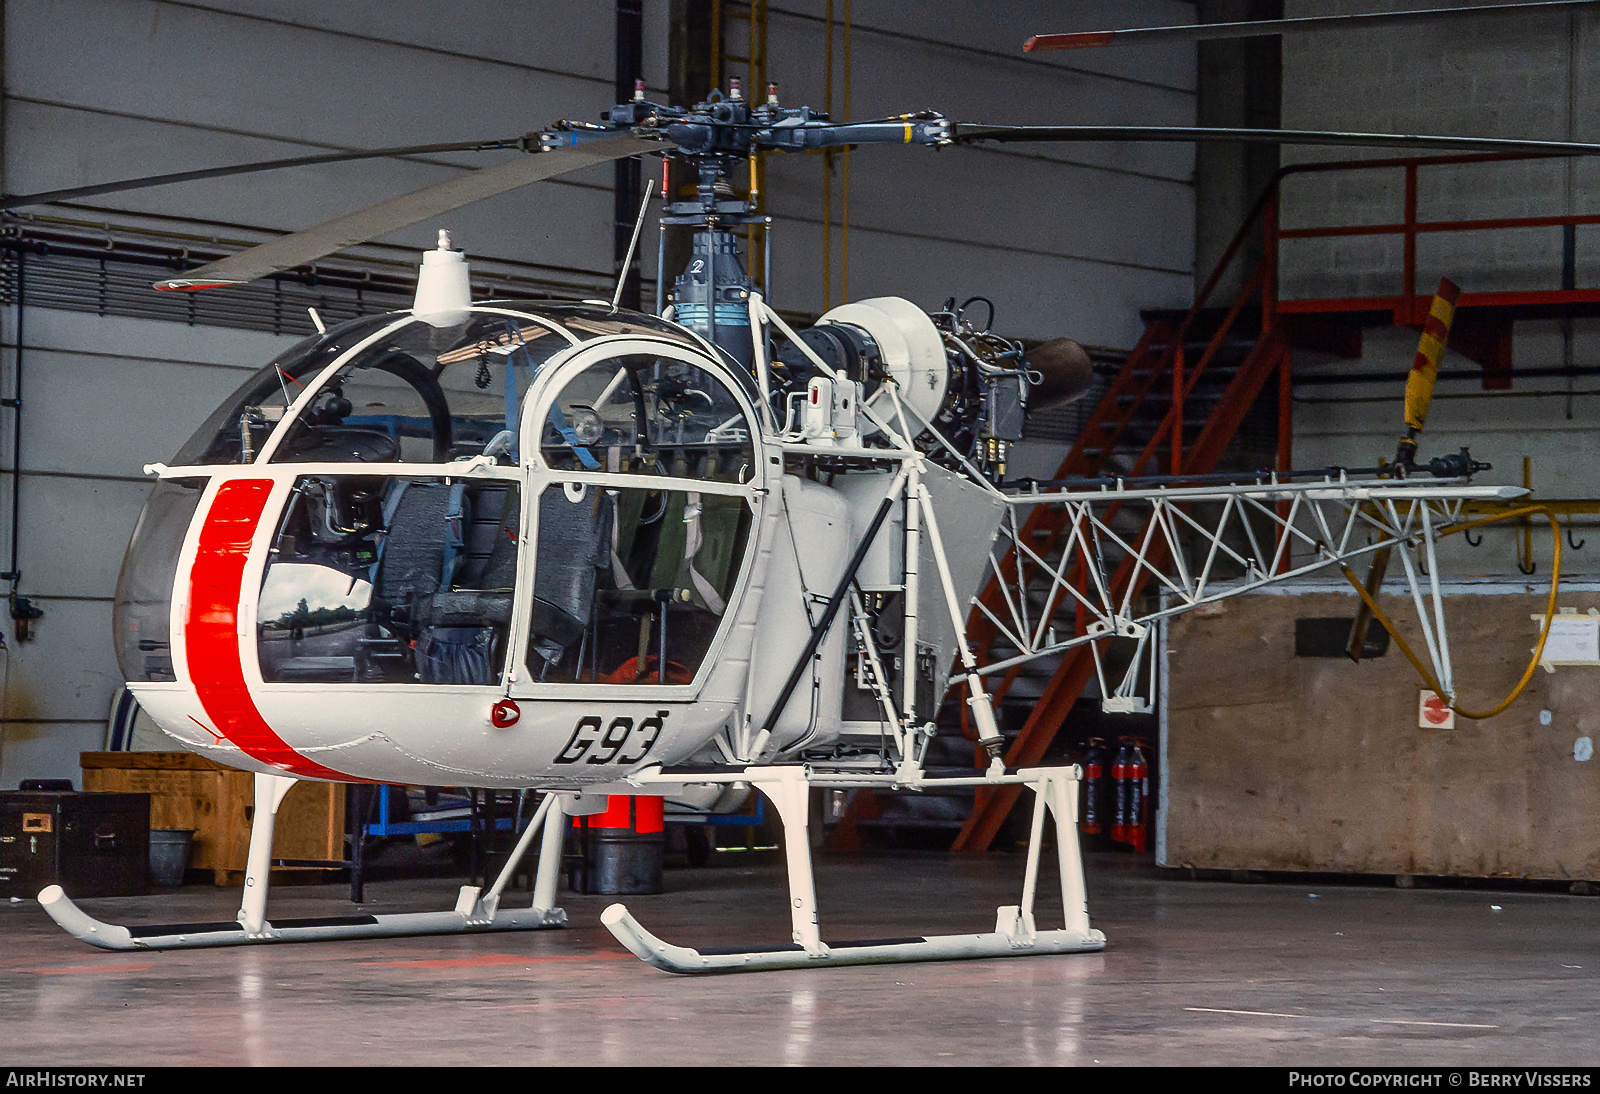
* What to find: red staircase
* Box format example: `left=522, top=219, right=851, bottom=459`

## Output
left=949, top=191, right=1292, bottom=851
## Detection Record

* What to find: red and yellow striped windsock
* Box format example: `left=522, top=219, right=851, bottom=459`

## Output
left=1396, top=277, right=1460, bottom=468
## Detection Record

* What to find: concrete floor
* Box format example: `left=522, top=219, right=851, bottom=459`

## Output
left=2, top=849, right=1598, bottom=1067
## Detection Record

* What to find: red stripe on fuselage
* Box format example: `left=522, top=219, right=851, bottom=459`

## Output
left=186, top=479, right=353, bottom=780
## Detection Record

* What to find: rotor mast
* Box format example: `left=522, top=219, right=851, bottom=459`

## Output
left=585, top=87, right=953, bottom=366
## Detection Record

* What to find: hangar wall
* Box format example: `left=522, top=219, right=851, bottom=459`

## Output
left=748, top=0, right=1198, bottom=348
left=1279, top=0, right=1600, bottom=575
left=1156, top=2, right=1600, bottom=884
left=0, top=0, right=1198, bottom=786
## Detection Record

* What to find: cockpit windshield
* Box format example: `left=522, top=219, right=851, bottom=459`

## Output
left=540, top=354, right=754, bottom=483
left=520, top=303, right=709, bottom=347
left=271, top=313, right=569, bottom=464
left=161, top=306, right=766, bottom=691
left=171, top=315, right=394, bottom=466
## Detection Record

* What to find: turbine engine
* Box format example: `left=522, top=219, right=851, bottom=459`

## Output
left=772, top=296, right=1095, bottom=479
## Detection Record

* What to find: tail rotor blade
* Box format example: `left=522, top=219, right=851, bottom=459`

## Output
left=1354, top=278, right=1462, bottom=660
left=1396, top=278, right=1461, bottom=468
left=155, top=133, right=662, bottom=291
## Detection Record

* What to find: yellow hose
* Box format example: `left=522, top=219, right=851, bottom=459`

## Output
left=1337, top=505, right=1561, bottom=719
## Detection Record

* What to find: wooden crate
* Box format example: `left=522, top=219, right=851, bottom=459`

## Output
left=1161, top=582, right=1600, bottom=881
left=80, top=752, right=345, bottom=885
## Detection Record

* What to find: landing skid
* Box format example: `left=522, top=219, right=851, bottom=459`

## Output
left=40, top=772, right=569, bottom=951
left=604, top=905, right=1103, bottom=974
left=610, top=764, right=1105, bottom=974
left=38, top=885, right=565, bottom=950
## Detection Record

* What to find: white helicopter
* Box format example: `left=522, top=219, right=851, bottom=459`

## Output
left=17, top=6, right=1595, bottom=972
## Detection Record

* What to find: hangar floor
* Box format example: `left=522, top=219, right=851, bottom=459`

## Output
left=2, top=849, right=1597, bottom=1067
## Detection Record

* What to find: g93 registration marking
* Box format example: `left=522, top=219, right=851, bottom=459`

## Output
left=554, top=710, right=668, bottom=765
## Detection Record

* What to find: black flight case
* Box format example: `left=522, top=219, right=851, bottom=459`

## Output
left=0, top=789, right=150, bottom=898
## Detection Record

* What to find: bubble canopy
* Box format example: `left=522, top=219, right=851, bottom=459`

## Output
left=171, top=304, right=731, bottom=469
left=122, top=305, right=766, bottom=693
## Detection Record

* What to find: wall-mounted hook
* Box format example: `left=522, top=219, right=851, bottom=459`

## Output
left=1464, top=527, right=1483, bottom=547
left=1565, top=518, right=1585, bottom=552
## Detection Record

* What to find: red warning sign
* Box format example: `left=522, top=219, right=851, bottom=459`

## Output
left=1419, top=690, right=1455, bottom=729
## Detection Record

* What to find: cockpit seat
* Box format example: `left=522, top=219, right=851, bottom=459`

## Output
left=416, top=622, right=499, bottom=685
left=374, top=481, right=469, bottom=606
left=363, top=480, right=477, bottom=682
left=528, top=487, right=612, bottom=668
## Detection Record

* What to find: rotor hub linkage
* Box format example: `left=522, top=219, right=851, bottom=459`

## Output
left=589, top=93, right=952, bottom=167
left=1384, top=446, right=1493, bottom=480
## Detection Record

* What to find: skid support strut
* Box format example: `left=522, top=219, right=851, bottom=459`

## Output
left=604, top=764, right=1105, bottom=973
left=40, top=773, right=569, bottom=950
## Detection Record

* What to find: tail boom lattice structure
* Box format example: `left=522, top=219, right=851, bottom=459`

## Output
left=953, top=474, right=1522, bottom=852
left=977, top=476, right=1522, bottom=686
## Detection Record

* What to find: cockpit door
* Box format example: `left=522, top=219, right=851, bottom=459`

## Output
left=509, top=338, right=765, bottom=695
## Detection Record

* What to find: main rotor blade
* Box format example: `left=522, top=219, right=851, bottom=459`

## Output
left=1, top=138, right=532, bottom=211
left=1024, top=1, right=1598, bottom=52
left=955, top=124, right=1600, bottom=157
left=155, top=133, right=662, bottom=291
